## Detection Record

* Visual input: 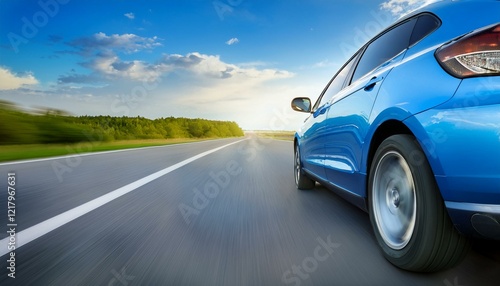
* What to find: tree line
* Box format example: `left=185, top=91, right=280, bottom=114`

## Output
left=0, top=101, right=244, bottom=145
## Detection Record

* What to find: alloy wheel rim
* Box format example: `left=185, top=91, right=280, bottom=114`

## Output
left=372, top=151, right=416, bottom=250
left=295, top=147, right=300, bottom=186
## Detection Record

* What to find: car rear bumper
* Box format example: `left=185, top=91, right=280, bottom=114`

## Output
left=445, top=201, right=500, bottom=240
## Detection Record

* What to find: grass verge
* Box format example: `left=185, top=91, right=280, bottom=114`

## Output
left=254, top=131, right=295, bottom=141
left=0, top=138, right=216, bottom=163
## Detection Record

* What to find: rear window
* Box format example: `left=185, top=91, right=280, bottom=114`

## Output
left=409, top=14, right=441, bottom=46
left=351, top=18, right=417, bottom=82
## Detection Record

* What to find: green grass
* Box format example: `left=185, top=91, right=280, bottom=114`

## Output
left=254, top=131, right=295, bottom=141
left=0, top=138, right=215, bottom=163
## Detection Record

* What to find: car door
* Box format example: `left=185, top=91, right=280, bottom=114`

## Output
left=323, top=18, right=418, bottom=196
left=300, top=54, right=359, bottom=180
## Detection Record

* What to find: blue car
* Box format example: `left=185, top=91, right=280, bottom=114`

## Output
left=291, top=0, right=499, bottom=272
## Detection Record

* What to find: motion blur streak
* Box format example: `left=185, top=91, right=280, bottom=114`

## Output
left=0, top=137, right=498, bottom=285
left=0, top=139, right=245, bottom=256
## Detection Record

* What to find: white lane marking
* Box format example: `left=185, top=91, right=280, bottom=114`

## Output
left=0, top=138, right=232, bottom=166
left=0, top=139, right=246, bottom=256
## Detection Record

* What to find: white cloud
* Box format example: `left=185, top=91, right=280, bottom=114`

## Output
left=54, top=32, right=297, bottom=129
left=63, top=34, right=292, bottom=84
left=225, top=38, right=239, bottom=45
left=380, top=0, right=441, bottom=16
left=237, top=61, right=269, bottom=68
left=82, top=55, right=164, bottom=82
left=311, top=59, right=337, bottom=69
left=59, top=33, right=165, bottom=83
left=68, top=32, right=161, bottom=54
left=0, top=67, right=38, bottom=90
left=160, top=52, right=293, bottom=81
left=124, top=13, right=135, bottom=19
left=59, top=51, right=293, bottom=84
left=171, top=74, right=316, bottom=130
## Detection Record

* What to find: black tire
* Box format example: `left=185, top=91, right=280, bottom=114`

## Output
left=368, top=135, right=470, bottom=272
left=294, top=144, right=315, bottom=190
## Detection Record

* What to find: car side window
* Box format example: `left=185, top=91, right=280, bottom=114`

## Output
left=351, top=18, right=417, bottom=83
left=314, top=54, right=358, bottom=110
left=409, top=14, right=440, bottom=46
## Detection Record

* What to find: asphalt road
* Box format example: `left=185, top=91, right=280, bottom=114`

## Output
left=1, top=136, right=499, bottom=286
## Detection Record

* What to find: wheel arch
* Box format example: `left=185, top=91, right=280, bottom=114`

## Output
left=366, top=120, right=413, bottom=179
left=294, top=134, right=299, bottom=150
left=364, top=116, right=447, bottom=201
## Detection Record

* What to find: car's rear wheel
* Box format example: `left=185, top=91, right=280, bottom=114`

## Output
left=368, top=135, right=469, bottom=272
left=295, top=144, right=315, bottom=190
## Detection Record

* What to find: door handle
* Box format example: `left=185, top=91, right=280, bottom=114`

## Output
left=313, top=105, right=328, bottom=118
left=364, top=76, right=383, bottom=91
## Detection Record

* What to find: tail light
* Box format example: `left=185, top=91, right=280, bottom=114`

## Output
left=436, top=23, right=500, bottom=78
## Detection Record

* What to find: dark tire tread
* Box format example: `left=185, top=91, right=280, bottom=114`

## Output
left=369, top=135, right=469, bottom=272
left=295, top=144, right=315, bottom=190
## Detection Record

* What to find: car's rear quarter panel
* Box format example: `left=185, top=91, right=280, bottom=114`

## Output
left=414, top=77, right=500, bottom=205
left=366, top=0, right=500, bottom=198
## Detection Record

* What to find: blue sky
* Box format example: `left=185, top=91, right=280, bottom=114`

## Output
left=0, top=0, right=434, bottom=130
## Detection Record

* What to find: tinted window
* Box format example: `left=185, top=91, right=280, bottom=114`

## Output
left=409, top=14, right=440, bottom=46
left=352, top=18, right=416, bottom=82
left=315, top=54, right=358, bottom=109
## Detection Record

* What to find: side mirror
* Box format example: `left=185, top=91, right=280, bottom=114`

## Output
left=291, top=97, right=312, bottom=113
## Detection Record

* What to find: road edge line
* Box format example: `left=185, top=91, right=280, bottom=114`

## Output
left=0, top=139, right=246, bottom=256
